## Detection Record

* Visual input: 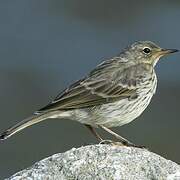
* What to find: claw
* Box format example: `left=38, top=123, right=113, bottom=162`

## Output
left=0, top=130, right=10, bottom=141
left=104, top=140, right=148, bottom=150
left=99, top=139, right=114, bottom=145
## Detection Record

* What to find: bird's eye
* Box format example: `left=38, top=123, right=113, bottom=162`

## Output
left=143, top=47, right=151, bottom=54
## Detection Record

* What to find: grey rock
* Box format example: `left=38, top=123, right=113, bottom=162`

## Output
left=6, top=145, right=180, bottom=180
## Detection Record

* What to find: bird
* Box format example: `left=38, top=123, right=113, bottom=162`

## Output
left=0, top=41, right=178, bottom=147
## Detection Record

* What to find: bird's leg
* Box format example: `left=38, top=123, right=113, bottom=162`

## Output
left=85, top=125, right=103, bottom=141
left=99, top=125, right=145, bottom=148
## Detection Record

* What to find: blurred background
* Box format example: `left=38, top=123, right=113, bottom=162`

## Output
left=0, top=0, right=180, bottom=178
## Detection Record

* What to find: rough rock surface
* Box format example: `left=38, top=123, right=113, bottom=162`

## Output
left=6, top=145, right=180, bottom=180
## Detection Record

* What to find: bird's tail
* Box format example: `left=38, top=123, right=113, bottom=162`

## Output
left=0, top=112, right=57, bottom=141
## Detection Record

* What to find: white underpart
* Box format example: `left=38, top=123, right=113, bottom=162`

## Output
left=153, top=57, right=160, bottom=67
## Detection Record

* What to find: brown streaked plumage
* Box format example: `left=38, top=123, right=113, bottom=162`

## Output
left=0, top=41, right=178, bottom=147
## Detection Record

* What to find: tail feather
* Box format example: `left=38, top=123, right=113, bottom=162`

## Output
left=0, top=112, right=57, bottom=141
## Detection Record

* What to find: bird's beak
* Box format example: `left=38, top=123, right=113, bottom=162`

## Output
left=153, top=48, right=178, bottom=66
left=159, top=48, right=179, bottom=56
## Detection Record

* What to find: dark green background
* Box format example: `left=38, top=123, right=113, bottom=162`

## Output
left=0, top=0, right=180, bottom=178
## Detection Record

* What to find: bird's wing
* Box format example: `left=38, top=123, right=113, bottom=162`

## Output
left=38, top=79, right=137, bottom=112
left=37, top=60, right=139, bottom=112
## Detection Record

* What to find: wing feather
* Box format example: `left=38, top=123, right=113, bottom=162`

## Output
left=37, top=60, right=141, bottom=112
left=38, top=80, right=137, bottom=112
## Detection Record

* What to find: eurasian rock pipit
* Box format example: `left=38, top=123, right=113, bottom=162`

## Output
left=0, top=41, right=178, bottom=147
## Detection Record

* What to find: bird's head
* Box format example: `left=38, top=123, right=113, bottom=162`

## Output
left=123, top=41, right=178, bottom=67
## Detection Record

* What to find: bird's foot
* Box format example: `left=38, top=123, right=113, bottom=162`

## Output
left=99, top=139, right=148, bottom=150
left=102, top=140, right=147, bottom=149
left=99, top=139, right=114, bottom=145
left=122, top=141, right=148, bottom=149
left=124, top=142, right=147, bottom=149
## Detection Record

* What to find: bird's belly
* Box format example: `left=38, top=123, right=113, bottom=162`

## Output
left=71, top=91, right=154, bottom=128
